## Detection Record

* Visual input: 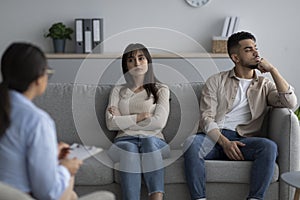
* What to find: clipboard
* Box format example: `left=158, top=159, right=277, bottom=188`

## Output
left=67, top=143, right=103, bottom=160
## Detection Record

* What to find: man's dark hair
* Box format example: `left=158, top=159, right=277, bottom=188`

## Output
left=227, top=31, right=256, bottom=57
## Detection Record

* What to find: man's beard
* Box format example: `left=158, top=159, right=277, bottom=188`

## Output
left=246, top=64, right=258, bottom=69
left=240, top=60, right=258, bottom=69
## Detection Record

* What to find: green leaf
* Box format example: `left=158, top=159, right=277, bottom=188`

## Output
left=294, top=107, right=300, bottom=121
left=45, top=22, right=73, bottom=40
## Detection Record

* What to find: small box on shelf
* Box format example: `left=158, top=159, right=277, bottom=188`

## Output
left=212, top=36, right=228, bottom=54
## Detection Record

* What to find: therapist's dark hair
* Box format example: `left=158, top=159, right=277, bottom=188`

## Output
left=0, top=42, right=47, bottom=137
left=121, top=43, right=159, bottom=104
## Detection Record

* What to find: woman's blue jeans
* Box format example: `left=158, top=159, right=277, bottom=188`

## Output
left=183, top=130, right=278, bottom=200
left=108, top=136, right=170, bottom=200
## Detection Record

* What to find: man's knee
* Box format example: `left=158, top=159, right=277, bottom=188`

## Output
left=255, top=138, right=278, bottom=160
left=183, top=134, right=205, bottom=157
left=264, top=139, right=278, bottom=157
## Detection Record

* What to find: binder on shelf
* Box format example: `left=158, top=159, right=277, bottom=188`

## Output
left=92, top=18, right=103, bottom=53
left=83, top=19, right=93, bottom=53
left=75, top=19, right=84, bottom=53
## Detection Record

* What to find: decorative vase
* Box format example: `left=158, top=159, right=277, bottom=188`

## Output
left=53, top=39, right=66, bottom=53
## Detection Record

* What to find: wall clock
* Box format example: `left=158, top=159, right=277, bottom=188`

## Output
left=185, top=0, right=210, bottom=7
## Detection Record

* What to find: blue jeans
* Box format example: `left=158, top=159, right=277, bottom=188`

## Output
left=108, top=136, right=170, bottom=200
left=183, top=130, right=278, bottom=200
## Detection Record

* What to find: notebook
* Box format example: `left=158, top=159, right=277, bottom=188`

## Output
left=67, top=143, right=103, bottom=160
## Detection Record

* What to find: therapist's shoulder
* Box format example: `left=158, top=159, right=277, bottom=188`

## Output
left=21, top=104, right=56, bottom=132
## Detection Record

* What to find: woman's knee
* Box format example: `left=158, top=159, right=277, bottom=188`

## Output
left=115, top=141, right=138, bottom=152
left=141, top=137, right=166, bottom=152
left=108, top=141, right=138, bottom=162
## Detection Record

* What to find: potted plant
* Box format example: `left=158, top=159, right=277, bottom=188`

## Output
left=45, top=22, right=73, bottom=53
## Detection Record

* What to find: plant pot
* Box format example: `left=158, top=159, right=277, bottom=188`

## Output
left=52, top=39, right=66, bottom=53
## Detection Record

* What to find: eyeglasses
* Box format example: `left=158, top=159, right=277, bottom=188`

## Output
left=46, top=67, right=55, bottom=79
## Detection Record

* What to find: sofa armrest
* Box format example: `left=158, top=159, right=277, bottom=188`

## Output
left=267, top=108, right=300, bottom=174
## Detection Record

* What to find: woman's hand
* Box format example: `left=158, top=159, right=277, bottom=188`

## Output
left=60, top=158, right=83, bottom=176
left=137, top=112, right=152, bottom=122
left=58, top=142, right=83, bottom=176
left=108, top=106, right=121, bottom=116
left=58, top=142, right=70, bottom=160
left=108, top=106, right=152, bottom=122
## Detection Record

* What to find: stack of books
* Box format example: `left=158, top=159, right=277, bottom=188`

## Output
left=212, top=16, right=240, bottom=53
left=221, top=16, right=240, bottom=38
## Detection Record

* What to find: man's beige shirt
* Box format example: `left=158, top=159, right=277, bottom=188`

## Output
left=199, top=68, right=297, bottom=137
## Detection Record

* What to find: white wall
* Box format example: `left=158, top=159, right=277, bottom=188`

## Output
left=1, top=0, right=300, bottom=98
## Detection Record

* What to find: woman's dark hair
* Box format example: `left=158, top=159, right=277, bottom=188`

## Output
left=0, top=42, right=47, bottom=137
left=121, top=43, right=159, bottom=103
left=227, top=31, right=256, bottom=58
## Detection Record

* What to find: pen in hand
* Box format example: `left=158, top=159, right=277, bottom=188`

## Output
left=58, top=147, right=73, bottom=160
left=62, top=147, right=73, bottom=151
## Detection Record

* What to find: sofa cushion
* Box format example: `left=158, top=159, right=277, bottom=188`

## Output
left=165, top=83, right=203, bottom=149
left=205, top=160, right=279, bottom=183
left=34, top=83, right=83, bottom=144
left=34, top=83, right=117, bottom=149
left=75, top=151, right=114, bottom=186
left=165, top=158, right=279, bottom=184
left=34, top=82, right=204, bottom=149
left=114, top=150, right=279, bottom=184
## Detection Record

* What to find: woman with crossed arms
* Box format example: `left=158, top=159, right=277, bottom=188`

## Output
left=106, top=43, right=170, bottom=200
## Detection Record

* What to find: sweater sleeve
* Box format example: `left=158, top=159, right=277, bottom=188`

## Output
left=129, top=85, right=170, bottom=131
left=105, top=86, right=137, bottom=131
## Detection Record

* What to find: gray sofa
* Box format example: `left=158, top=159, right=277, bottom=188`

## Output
left=34, top=82, right=300, bottom=200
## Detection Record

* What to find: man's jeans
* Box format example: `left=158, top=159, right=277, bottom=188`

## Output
left=108, top=136, right=170, bottom=200
left=183, top=130, right=278, bottom=200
